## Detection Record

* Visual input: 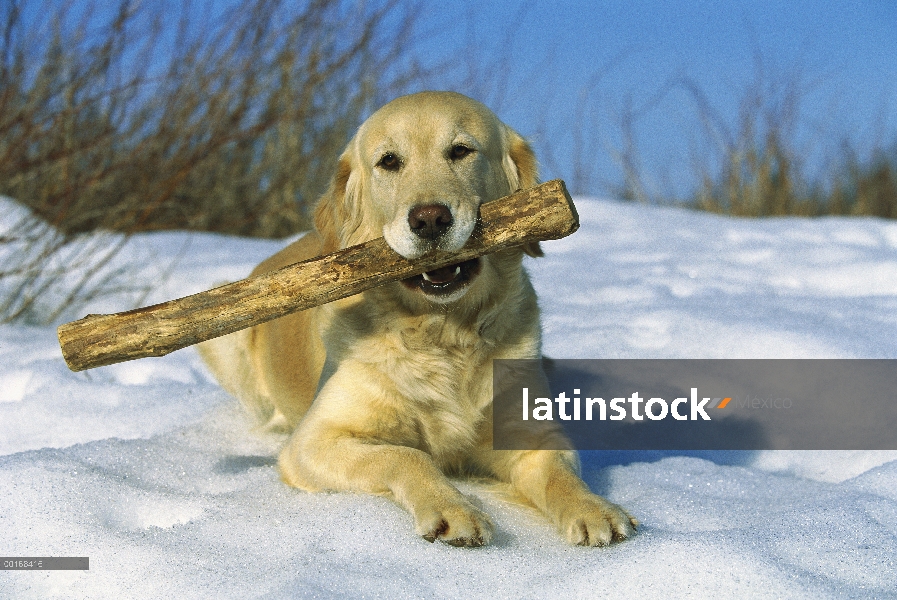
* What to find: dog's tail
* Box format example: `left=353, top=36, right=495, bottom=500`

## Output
left=197, top=328, right=279, bottom=426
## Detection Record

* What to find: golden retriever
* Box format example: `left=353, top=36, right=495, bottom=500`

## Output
left=198, top=91, right=636, bottom=547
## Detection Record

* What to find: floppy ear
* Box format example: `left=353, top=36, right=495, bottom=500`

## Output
left=313, top=151, right=354, bottom=253
left=502, top=126, right=544, bottom=258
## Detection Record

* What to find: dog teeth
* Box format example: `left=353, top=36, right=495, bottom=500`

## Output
left=421, top=266, right=461, bottom=283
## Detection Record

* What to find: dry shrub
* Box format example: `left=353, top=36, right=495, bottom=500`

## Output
left=688, top=80, right=897, bottom=219
left=829, top=147, right=897, bottom=218
left=0, top=199, right=138, bottom=323
left=607, top=56, right=897, bottom=220
left=0, top=0, right=419, bottom=238
left=0, top=0, right=421, bottom=323
left=674, top=64, right=822, bottom=217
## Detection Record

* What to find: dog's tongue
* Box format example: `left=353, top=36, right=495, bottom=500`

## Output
left=422, top=264, right=460, bottom=284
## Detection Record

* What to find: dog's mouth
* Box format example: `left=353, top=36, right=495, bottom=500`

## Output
left=401, top=258, right=481, bottom=298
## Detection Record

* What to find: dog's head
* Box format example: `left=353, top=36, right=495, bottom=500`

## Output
left=315, top=91, right=540, bottom=304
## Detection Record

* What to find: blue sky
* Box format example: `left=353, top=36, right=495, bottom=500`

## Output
left=417, top=1, right=897, bottom=197
left=18, top=0, right=897, bottom=199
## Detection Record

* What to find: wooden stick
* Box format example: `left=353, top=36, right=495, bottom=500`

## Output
left=57, top=180, right=579, bottom=372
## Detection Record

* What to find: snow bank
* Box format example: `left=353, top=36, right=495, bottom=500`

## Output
left=1, top=198, right=895, bottom=598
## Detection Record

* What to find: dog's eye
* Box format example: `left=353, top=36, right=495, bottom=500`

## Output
left=377, top=152, right=401, bottom=171
left=449, top=144, right=474, bottom=160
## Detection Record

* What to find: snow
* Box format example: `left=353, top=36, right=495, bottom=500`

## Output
left=1, top=195, right=896, bottom=598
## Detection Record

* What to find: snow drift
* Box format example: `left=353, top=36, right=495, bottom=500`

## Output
left=1, top=197, right=896, bottom=598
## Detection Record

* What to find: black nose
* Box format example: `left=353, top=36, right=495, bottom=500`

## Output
left=408, top=204, right=453, bottom=240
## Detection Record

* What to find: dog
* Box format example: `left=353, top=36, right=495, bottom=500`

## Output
left=198, top=91, right=637, bottom=546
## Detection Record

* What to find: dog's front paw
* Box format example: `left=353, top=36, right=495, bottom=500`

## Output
left=559, top=495, right=638, bottom=547
left=415, top=501, right=494, bottom=547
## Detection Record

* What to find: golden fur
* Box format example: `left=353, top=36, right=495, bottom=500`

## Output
left=198, top=91, right=636, bottom=546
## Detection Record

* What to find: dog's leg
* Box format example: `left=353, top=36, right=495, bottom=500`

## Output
left=280, top=435, right=493, bottom=546
left=483, top=358, right=636, bottom=545
left=277, top=371, right=493, bottom=547
left=483, top=449, right=637, bottom=546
